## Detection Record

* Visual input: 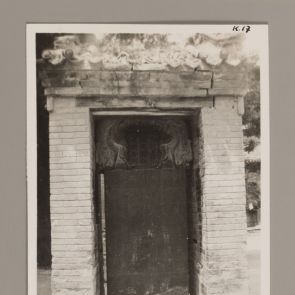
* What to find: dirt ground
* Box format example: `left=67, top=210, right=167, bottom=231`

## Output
left=37, top=230, right=261, bottom=295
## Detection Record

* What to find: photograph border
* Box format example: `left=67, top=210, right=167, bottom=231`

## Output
left=26, top=23, right=269, bottom=295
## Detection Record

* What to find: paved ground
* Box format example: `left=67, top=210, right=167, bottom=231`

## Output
left=38, top=268, right=51, bottom=295
left=38, top=231, right=261, bottom=295
left=247, top=229, right=261, bottom=295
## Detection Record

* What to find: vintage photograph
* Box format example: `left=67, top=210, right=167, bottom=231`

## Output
left=27, top=24, right=269, bottom=295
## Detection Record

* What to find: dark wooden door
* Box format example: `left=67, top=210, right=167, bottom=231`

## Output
left=104, top=168, right=189, bottom=295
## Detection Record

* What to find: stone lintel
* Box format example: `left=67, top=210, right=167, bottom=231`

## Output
left=40, top=69, right=213, bottom=87
left=75, top=96, right=214, bottom=110
left=40, top=68, right=248, bottom=99
left=44, top=86, right=209, bottom=98
left=208, top=88, right=248, bottom=96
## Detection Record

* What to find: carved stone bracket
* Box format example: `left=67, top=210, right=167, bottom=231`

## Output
left=96, top=118, right=193, bottom=170
left=237, top=96, right=245, bottom=116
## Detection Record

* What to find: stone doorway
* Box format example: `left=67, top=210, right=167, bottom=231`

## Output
left=95, top=117, right=199, bottom=295
left=40, top=63, right=249, bottom=295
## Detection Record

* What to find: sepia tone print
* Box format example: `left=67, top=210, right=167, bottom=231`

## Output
left=28, top=25, right=268, bottom=295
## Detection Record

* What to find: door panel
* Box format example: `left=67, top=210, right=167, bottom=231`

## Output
left=104, top=168, right=189, bottom=295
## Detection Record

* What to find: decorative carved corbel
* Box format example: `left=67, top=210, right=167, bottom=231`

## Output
left=96, top=118, right=193, bottom=170
left=46, top=97, right=54, bottom=112
left=237, top=96, right=245, bottom=116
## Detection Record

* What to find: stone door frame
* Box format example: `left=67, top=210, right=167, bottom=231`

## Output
left=92, top=109, right=200, bottom=295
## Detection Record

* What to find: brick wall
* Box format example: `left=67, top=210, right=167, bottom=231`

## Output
left=48, top=97, right=98, bottom=295
left=198, top=96, right=249, bottom=295
left=46, top=93, right=249, bottom=295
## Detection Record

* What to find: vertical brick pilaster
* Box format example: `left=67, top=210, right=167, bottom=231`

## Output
left=49, top=98, right=97, bottom=295
left=199, top=97, right=249, bottom=295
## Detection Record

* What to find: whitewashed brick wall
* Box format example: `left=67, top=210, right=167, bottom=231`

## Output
left=49, top=97, right=97, bottom=295
left=198, top=96, right=249, bottom=295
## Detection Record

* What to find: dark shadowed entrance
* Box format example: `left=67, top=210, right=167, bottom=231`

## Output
left=105, top=168, right=189, bottom=295
left=96, top=118, right=193, bottom=295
